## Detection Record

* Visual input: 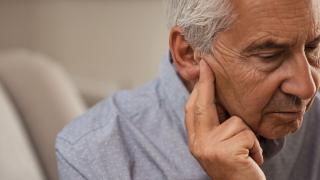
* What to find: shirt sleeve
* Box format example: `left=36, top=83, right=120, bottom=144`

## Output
left=56, top=150, right=88, bottom=180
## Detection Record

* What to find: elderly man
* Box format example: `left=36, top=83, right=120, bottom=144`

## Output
left=56, top=0, right=320, bottom=179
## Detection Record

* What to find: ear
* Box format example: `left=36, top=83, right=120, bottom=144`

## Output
left=169, top=26, right=200, bottom=84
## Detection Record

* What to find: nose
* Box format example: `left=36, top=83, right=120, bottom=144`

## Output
left=280, top=55, right=317, bottom=100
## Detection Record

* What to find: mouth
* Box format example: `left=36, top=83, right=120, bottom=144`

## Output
left=266, top=106, right=306, bottom=115
left=273, top=110, right=304, bottom=114
left=266, top=111, right=303, bottom=123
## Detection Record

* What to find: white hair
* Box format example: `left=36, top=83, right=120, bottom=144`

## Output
left=165, top=0, right=235, bottom=54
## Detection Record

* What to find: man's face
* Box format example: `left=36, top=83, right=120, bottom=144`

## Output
left=206, top=0, right=320, bottom=139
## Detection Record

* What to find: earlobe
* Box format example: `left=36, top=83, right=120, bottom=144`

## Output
left=169, top=26, right=200, bottom=82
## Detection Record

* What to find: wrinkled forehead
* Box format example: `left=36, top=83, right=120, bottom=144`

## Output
left=311, top=0, right=320, bottom=29
left=228, top=0, right=320, bottom=43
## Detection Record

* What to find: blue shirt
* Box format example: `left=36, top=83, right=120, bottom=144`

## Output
left=56, top=54, right=320, bottom=180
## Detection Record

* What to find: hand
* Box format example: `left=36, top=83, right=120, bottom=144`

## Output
left=185, top=60, right=266, bottom=180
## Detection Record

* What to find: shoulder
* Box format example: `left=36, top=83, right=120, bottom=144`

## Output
left=57, top=79, right=162, bottom=144
left=55, top=79, right=165, bottom=176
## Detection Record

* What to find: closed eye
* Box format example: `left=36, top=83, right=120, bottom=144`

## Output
left=256, top=51, right=285, bottom=61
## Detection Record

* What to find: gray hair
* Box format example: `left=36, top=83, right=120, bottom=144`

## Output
left=166, top=0, right=320, bottom=54
left=165, top=0, right=235, bottom=54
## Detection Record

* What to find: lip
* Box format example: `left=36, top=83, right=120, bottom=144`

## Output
left=266, top=112, right=303, bottom=123
left=267, top=108, right=304, bottom=114
left=273, top=111, right=303, bottom=114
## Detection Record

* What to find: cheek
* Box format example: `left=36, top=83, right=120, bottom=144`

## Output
left=215, top=66, right=269, bottom=111
left=208, top=43, right=284, bottom=130
left=214, top=63, right=283, bottom=130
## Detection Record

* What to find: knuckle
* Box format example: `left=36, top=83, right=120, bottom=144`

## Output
left=229, top=116, right=249, bottom=128
left=191, top=145, right=222, bottom=162
left=207, top=147, right=230, bottom=165
left=241, top=129, right=255, bottom=140
left=230, top=116, right=243, bottom=123
left=189, top=141, right=208, bottom=159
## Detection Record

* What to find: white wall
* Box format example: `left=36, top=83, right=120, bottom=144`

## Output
left=0, top=0, right=168, bottom=104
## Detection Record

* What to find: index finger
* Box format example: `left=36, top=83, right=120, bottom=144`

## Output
left=194, top=60, right=220, bottom=133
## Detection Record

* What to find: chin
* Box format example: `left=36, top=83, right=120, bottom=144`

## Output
left=258, top=118, right=303, bottom=140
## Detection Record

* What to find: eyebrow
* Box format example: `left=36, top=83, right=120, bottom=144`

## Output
left=244, top=35, right=320, bottom=53
left=244, top=40, right=290, bottom=53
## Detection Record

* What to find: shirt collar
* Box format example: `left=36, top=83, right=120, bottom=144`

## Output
left=159, top=52, right=189, bottom=124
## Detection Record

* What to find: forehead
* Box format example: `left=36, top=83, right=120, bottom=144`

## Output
left=226, top=0, right=319, bottom=45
